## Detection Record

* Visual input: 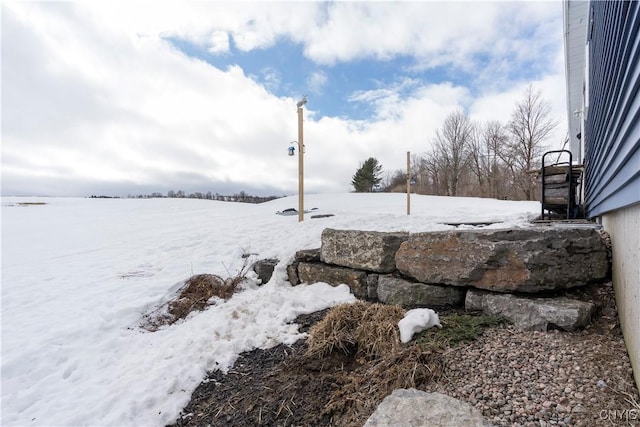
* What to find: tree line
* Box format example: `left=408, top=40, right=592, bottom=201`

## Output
left=123, top=191, right=282, bottom=204
left=351, top=85, right=560, bottom=201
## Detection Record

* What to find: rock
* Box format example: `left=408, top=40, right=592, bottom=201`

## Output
left=572, top=404, right=586, bottom=413
left=252, top=258, right=279, bottom=285
left=310, top=214, right=335, bottom=219
left=287, top=250, right=321, bottom=286
left=395, top=228, right=609, bottom=293
left=377, top=275, right=465, bottom=307
left=364, top=388, right=491, bottom=427
left=366, top=274, right=379, bottom=300
left=286, top=263, right=299, bottom=286
left=294, top=248, right=321, bottom=263
left=465, top=289, right=595, bottom=331
left=321, top=228, right=409, bottom=273
left=297, top=262, right=368, bottom=298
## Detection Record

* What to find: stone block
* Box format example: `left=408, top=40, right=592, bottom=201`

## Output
left=366, top=274, right=379, bottom=300
left=465, top=289, right=595, bottom=331
left=395, top=228, right=609, bottom=293
left=321, top=228, right=409, bottom=273
left=377, top=275, right=465, bottom=307
left=297, top=262, right=368, bottom=298
left=286, top=263, right=299, bottom=286
left=364, top=388, right=491, bottom=427
left=252, top=258, right=278, bottom=285
left=294, top=248, right=321, bottom=263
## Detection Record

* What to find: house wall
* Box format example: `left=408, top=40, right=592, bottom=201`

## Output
left=562, top=0, right=588, bottom=164
left=564, top=0, right=640, bottom=391
left=583, top=0, right=640, bottom=218
left=602, top=203, right=640, bottom=390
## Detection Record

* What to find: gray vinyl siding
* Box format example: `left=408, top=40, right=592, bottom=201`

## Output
left=585, top=0, right=640, bottom=217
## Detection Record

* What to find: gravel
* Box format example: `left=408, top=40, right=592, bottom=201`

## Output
left=426, top=284, right=639, bottom=426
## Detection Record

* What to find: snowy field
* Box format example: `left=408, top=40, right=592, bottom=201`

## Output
left=1, top=193, right=539, bottom=426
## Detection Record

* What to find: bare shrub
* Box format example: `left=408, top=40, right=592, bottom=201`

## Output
left=141, top=265, right=249, bottom=332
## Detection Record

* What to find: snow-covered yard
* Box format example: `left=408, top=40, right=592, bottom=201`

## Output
left=1, top=193, right=539, bottom=426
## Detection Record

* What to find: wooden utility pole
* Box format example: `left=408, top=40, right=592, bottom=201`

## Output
left=406, top=151, right=411, bottom=215
left=296, top=97, right=307, bottom=222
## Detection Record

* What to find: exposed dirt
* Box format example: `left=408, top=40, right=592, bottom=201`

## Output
left=170, top=309, right=361, bottom=427
left=168, top=304, right=469, bottom=427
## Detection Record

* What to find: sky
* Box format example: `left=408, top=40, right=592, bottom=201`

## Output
left=1, top=1, right=568, bottom=197
left=1, top=193, right=540, bottom=425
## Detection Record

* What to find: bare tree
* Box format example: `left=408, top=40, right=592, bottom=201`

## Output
left=467, top=125, right=488, bottom=196
left=431, top=110, right=475, bottom=196
left=382, top=169, right=408, bottom=192
left=467, top=120, right=512, bottom=198
left=507, top=85, right=558, bottom=200
left=415, top=86, right=556, bottom=200
left=418, top=155, right=442, bottom=195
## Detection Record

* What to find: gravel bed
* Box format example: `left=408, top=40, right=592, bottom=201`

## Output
left=427, top=284, right=639, bottom=427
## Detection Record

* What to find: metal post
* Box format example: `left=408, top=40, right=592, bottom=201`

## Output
left=406, top=151, right=411, bottom=215
left=297, top=102, right=305, bottom=222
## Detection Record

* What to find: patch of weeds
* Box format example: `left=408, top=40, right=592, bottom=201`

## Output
left=414, top=313, right=505, bottom=348
left=141, top=261, right=251, bottom=332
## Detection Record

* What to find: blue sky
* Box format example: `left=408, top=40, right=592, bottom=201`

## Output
left=2, top=1, right=567, bottom=197
left=168, top=35, right=440, bottom=120
left=165, top=20, right=551, bottom=122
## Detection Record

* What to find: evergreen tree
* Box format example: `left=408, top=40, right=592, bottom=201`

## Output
left=351, top=157, right=383, bottom=192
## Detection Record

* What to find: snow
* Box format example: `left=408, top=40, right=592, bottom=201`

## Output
left=398, top=308, right=443, bottom=344
left=1, top=193, right=539, bottom=426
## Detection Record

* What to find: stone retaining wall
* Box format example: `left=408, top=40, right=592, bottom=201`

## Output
left=279, top=226, right=610, bottom=331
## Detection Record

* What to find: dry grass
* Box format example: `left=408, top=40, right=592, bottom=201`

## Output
left=167, top=274, right=237, bottom=318
left=307, top=301, right=445, bottom=426
left=141, top=267, right=248, bottom=332
left=324, top=345, right=444, bottom=426
left=305, top=301, right=405, bottom=361
left=303, top=302, right=504, bottom=426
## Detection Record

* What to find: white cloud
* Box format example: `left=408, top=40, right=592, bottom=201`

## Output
left=300, top=2, right=560, bottom=72
left=306, top=70, right=328, bottom=95
left=3, top=3, right=301, bottom=195
left=1, top=2, right=568, bottom=196
left=260, top=66, right=281, bottom=93
left=302, top=81, right=473, bottom=190
left=469, top=72, right=568, bottom=152
left=68, top=2, right=561, bottom=77
left=208, top=31, right=229, bottom=54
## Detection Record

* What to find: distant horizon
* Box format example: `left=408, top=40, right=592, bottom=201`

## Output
left=1, top=191, right=541, bottom=203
